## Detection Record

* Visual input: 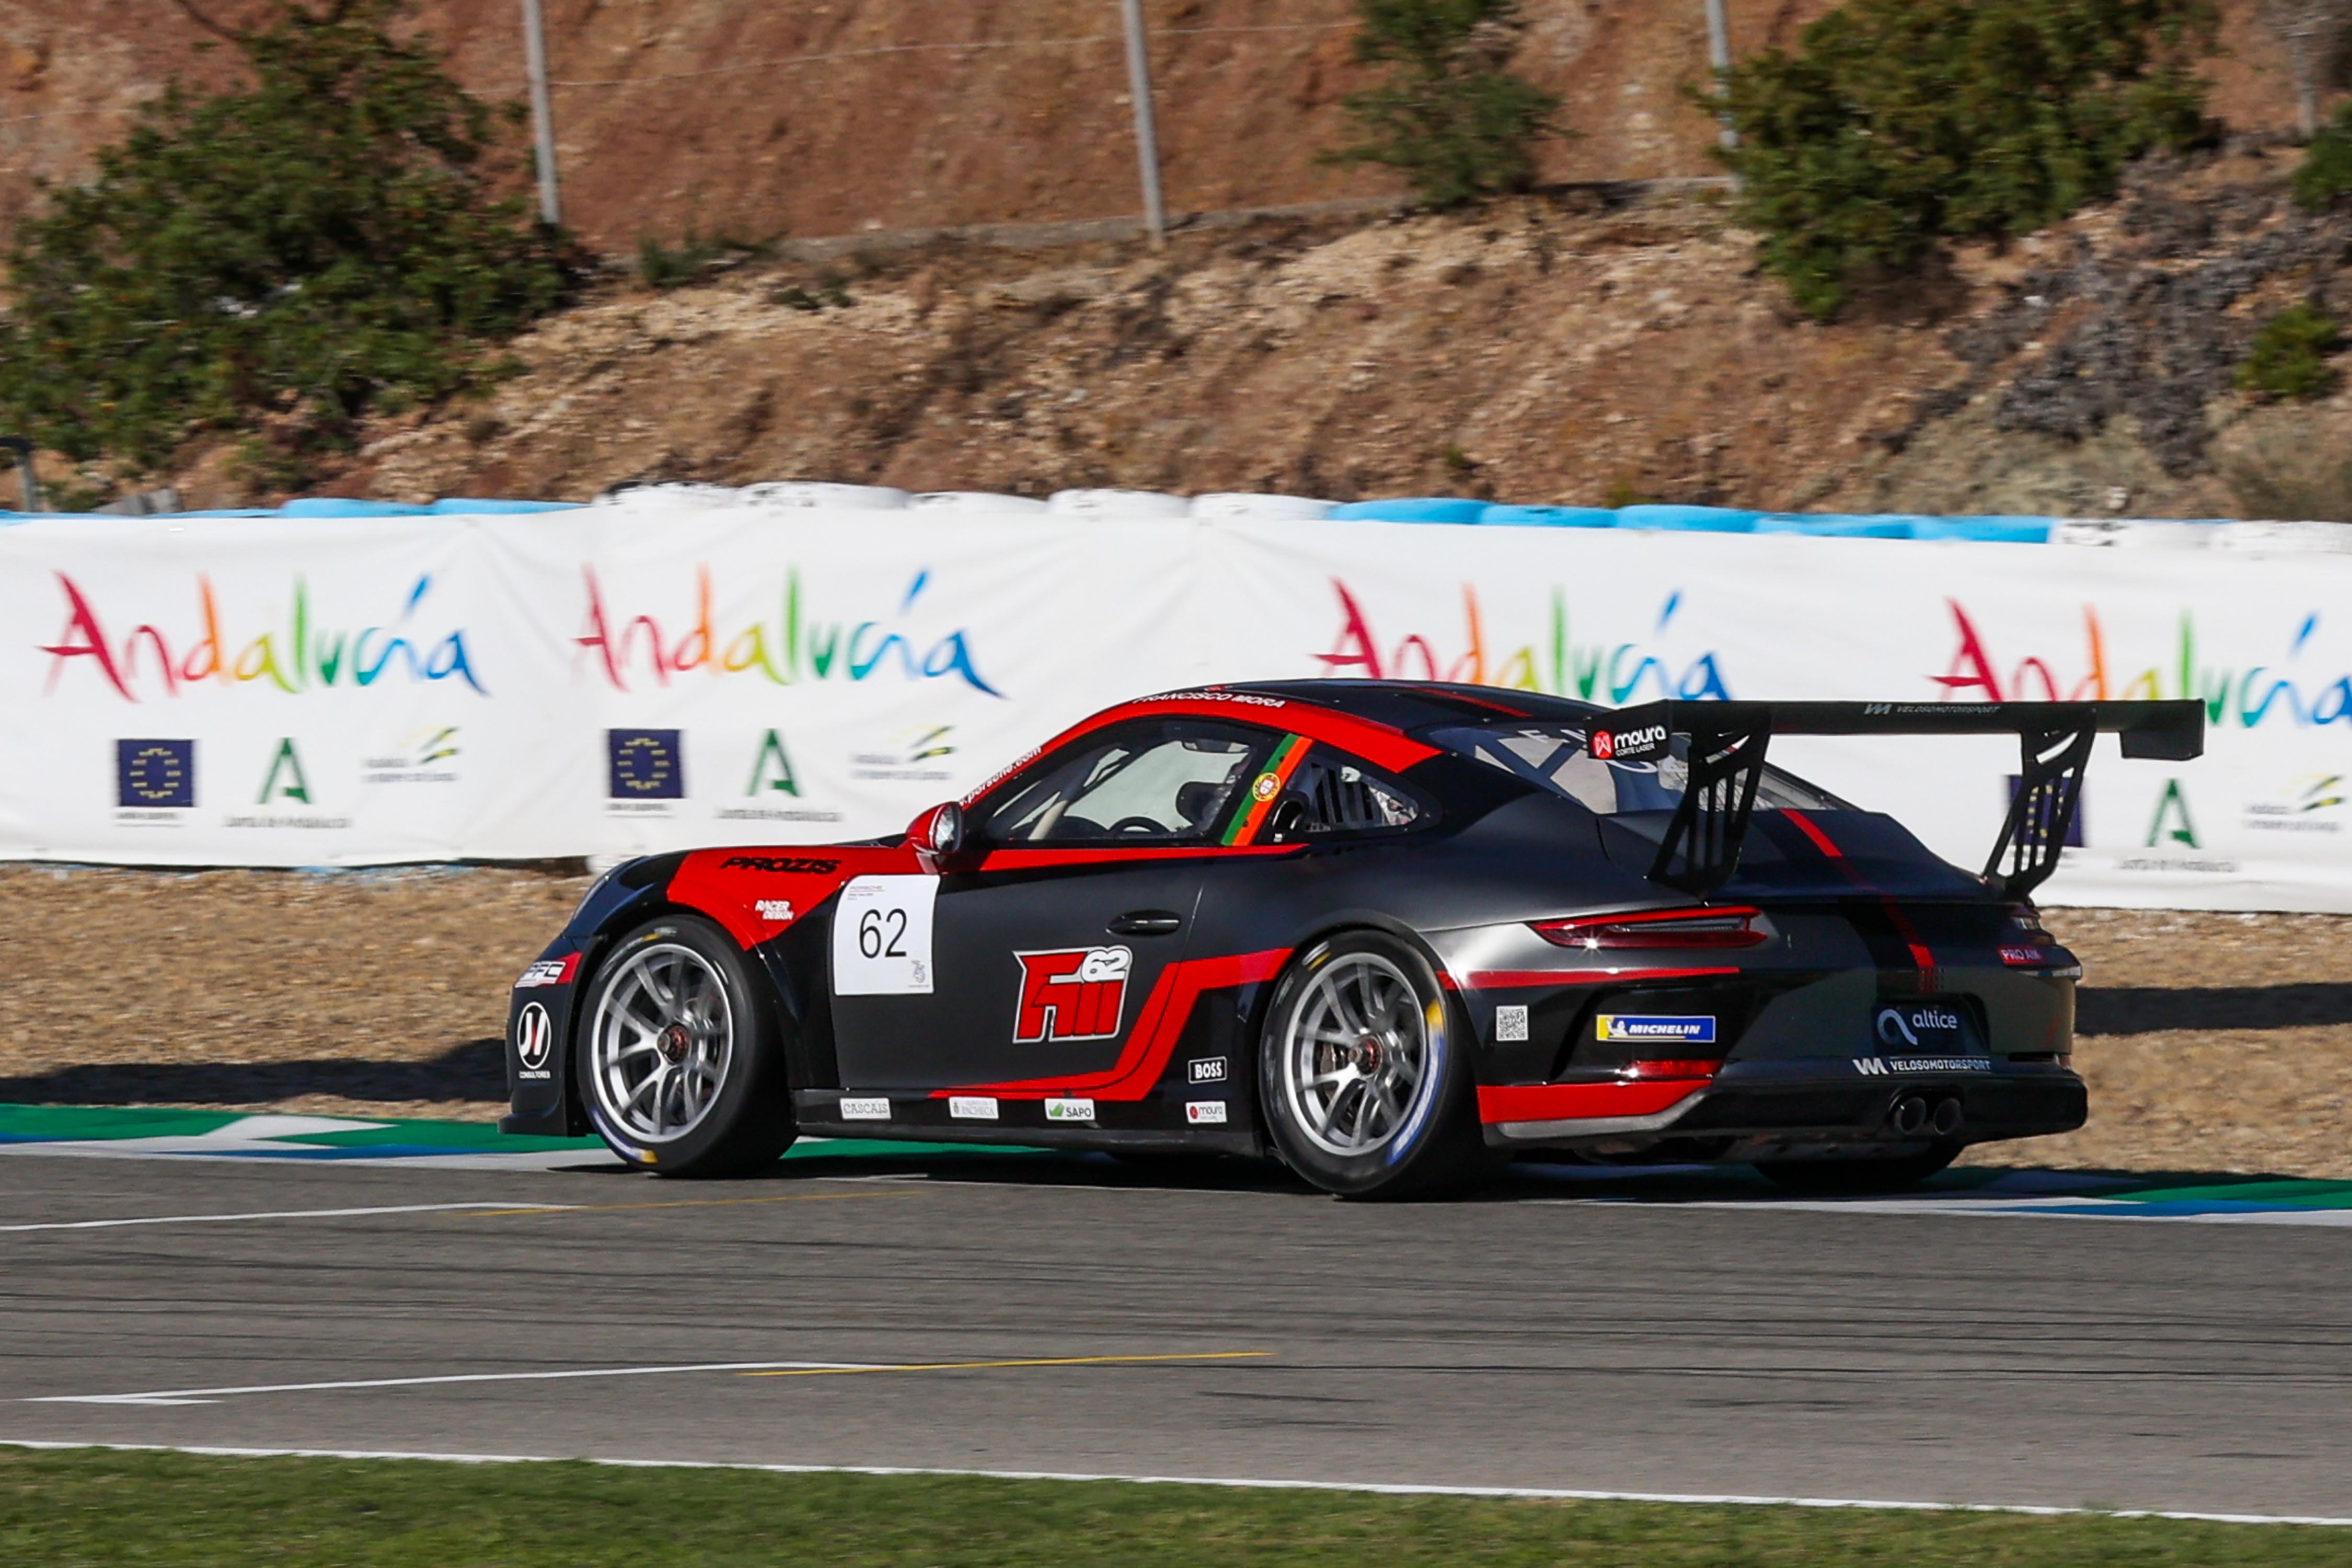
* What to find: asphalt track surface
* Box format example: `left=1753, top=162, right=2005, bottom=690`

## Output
left=4, top=1142, right=2350, bottom=1521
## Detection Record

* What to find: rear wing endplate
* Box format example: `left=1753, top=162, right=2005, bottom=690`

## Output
left=1590, top=700, right=2206, bottom=901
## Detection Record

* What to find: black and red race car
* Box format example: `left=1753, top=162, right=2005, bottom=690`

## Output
left=503, top=682, right=2202, bottom=1198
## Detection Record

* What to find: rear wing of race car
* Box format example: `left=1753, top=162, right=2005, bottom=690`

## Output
left=1589, top=700, right=2206, bottom=901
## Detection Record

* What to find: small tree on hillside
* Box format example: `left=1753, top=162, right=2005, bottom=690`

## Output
left=0, top=0, right=574, bottom=490
left=1707, top=0, right=2217, bottom=319
left=1325, top=0, right=1565, bottom=210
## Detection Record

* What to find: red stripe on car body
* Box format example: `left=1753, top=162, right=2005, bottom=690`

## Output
left=1475, top=1080, right=1709, bottom=1124
left=1780, top=809, right=1939, bottom=983
left=941, top=947, right=1292, bottom=1101
left=1466, top=966, right=1742, bottom=989
left=991, top=694, right=1439, bottom=794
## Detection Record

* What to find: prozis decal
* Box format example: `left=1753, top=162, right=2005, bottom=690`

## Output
left=1013, top=946, right=1134, bottom=1043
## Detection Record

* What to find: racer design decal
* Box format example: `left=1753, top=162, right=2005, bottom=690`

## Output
left=1597, top=1014, right=1716, bottom=1044
left=1222, top=735, right=1311, bottom=845
left=754, top=899, right=795, bottom=925
left=1013, top=947, right=1133, bottom=1043
left=943, top=948, right=1292, bottom=1102
left=515, top=954, right=578, bottom=989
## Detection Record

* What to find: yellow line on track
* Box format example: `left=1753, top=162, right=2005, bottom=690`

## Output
left=453, top=1190, right=923, bottom=1219
left=741, top=1351, right=1270, bottom=1379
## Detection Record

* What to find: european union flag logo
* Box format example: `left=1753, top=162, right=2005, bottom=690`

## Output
left=608, top=729, right=684, bottom=799
left=118, top=739, right=195, bottom=808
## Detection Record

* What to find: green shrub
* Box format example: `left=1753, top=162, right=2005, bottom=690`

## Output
left=637, top=230, right=776, bottom=291
left=2238, top=301, right=2342, bottom=399
left=2293, top=100, right=2352, bottom=209
left=1707, top=0, right=2217, bottom=318
left=0, top=0, right=574, bottom=486
left=1324, top=0, right=1565, bottom=210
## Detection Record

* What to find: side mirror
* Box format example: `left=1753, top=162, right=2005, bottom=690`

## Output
left=908, top=801, right=964, bottom=869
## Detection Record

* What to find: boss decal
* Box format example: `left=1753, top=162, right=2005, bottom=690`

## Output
left=1013, top=946, right=1134, bottom=1043
left=1187, top=1057, right=1228, bottom=1085
left=720, top=855, right=841, bottom=874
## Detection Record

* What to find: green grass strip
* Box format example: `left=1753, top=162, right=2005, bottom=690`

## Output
left=0, top=1450, right=2343, bottom=1567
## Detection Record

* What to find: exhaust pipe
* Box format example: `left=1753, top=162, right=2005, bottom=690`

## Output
left=1929, top=1096, right=1964, bottom=1138
left=1890, top=1094, right=1928, bottom=1137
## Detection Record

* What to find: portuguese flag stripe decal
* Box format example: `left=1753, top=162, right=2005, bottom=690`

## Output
left=1224, top=734, right=1311, bottom=845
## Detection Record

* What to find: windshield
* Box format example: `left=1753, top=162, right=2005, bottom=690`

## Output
left=1431, top=723, right=1852, bottom=815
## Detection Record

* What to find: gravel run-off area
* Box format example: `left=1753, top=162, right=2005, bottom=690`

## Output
left=0, top=867, right=2345, bottom=1180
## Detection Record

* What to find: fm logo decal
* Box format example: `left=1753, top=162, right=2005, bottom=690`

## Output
left=1013, top=946, right=1134, bottom=1044
left=514, top=1002, right=554, bottom=1075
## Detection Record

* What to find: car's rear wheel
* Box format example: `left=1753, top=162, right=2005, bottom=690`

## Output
left=578, top=914, right=797, bottom=1177
left=1258, top=930, right=1489, bottom=1200
left=1754, top=1144, right=1959, bottom=1194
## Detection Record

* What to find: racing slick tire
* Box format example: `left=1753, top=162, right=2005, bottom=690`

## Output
left=1258, top=930, right=1491, bottom=1201
left=1754, top=1144, right=1960, bottom=1194
left=577, top=914, right=797, bottom=1177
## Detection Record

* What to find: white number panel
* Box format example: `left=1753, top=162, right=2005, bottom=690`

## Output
left=831, top=875, right=939, bottom=996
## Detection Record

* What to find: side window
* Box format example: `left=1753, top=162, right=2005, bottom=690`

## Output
left=1234, top=740, right=1425, bottom=846
left=976, top=721, right=1270, bottom=845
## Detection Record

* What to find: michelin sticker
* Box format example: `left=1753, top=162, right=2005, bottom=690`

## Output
left=832, top=875, right=939, bottom=995
left=1596, top=1014, right=1716, bottom=1044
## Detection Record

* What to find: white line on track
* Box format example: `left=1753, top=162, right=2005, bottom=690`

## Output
left=0, top=1439, right=2343, bottom=1528
left=0, top=1202, right=569, bottom=1234
left=26, top=1361, right=878, bottom=1406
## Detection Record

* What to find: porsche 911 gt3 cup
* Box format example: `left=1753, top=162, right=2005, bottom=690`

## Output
left=504, top=683, right=2201, bottom=1198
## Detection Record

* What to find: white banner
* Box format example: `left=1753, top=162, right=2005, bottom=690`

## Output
left=6, top=507, right=2348, bottom=911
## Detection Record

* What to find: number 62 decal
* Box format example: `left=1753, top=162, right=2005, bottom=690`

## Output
left=831, top=875, right=939, bottom=996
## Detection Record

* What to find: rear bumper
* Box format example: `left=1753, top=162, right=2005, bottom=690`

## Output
left=1480, top=1059, right=2086, bottom=1150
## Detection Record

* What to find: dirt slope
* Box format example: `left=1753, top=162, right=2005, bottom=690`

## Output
left=0, top=1, right=2313, bottom=256
left=225, top=141, right=2347, bottom=522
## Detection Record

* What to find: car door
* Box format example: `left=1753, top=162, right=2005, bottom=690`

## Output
left=829, top=717, right=1277, bottom=1093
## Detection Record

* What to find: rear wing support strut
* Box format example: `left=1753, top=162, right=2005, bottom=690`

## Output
left=1590, top=699, right=2206, bottom=903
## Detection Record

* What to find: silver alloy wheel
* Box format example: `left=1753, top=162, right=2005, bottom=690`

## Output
left=587, top=941, right=735, bottom=1143
left=1280, top=951, right=1435, bottom=1157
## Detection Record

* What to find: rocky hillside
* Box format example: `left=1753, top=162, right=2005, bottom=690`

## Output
left=189, top=140, right=2345, bottom=523
left=0, top=1, right=2316, bottom=256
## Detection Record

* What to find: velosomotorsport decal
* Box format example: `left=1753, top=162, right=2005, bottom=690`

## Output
left=1012, top=946, right=1134, bottom=1043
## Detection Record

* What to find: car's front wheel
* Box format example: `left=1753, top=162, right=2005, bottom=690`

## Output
left=578, top=914, right=797, bottom=1176
left=1257, top=930, right=1489, bottom=1200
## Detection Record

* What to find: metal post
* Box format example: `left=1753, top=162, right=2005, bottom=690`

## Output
left=0, top=437, right=37, bottom=512
left=1703, top=0, right=1737, bottom=151
left=521, top=0, right=562, bottom=226
left=1117, top=0, right=1167, bottom=247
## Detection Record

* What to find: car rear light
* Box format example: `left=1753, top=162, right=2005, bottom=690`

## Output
left=1530, top=907, right=1767, bottom=950
left=1621, top=1058, right=1723, bottom=1080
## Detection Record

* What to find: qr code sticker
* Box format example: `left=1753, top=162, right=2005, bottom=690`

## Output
left=1495, top=1005, right=1530, bottom=1043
